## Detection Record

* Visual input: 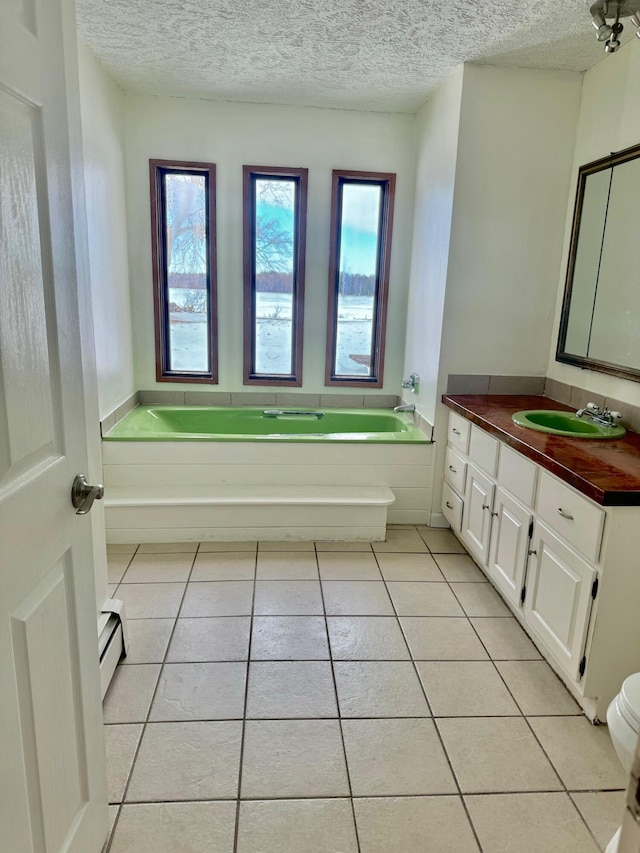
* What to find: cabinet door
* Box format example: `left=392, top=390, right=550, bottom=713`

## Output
left=462, top=463, right=495, bottom=566
left=525, top=522, right=596, bottom=681
left=488, top=488, right=532, bottom=609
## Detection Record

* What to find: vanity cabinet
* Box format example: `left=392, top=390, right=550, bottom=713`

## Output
left=442, top=409, right=640, bottom=721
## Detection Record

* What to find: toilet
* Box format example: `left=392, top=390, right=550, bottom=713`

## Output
left=606, top=673, right=640, bottom=853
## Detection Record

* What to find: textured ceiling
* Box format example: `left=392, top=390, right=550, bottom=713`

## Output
left=75, top=0, right=619, bottom=112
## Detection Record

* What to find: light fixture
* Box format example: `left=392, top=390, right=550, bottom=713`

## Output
left=590, top=0, right=640, bottom=52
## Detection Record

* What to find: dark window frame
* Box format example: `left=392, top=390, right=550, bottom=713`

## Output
left=242, top=165, right=308, bottom=386
left=325, top=169, right=396, bottom=388
left=149, top=159, right=218, bottom=383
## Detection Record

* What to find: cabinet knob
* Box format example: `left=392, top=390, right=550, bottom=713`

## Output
left=528, top=549, right=537, bottom=556
left=482, top=503, right=491, bottom=511
left=557, top=508, right=574, bottom=521
left=491, top=511, right=499, bottom=517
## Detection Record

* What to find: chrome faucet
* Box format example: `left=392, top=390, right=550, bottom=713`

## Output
left=576, top=401, right=623, bottom=427
left=394, top=404, right=415, bottom=414
left=401, top=373, right=420, bottom=393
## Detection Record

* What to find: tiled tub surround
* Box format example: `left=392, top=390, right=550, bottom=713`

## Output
left=103, top=531, right=626, bottom=853
left=102, top=410, right=433, bottom=543
left=441, top=394, right=640, bottom=722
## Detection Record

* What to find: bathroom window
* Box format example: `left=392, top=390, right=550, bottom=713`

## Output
left=243, top=166, right=308, bottom=385
left=325, top=170, right=396, bottom=387
left=150, top=159, right=218, bottom=382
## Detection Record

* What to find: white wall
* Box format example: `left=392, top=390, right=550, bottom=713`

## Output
left=123, top=96, right=416, bottom=395
left=421, top=64, right=582, bottom=522
left=402, top=67, right=464, bottom=426
left=78, top=40, right=134, bottom=419
left=439, top=64, right=582, bottom=382
left=547, top=40, right=640, bottom=407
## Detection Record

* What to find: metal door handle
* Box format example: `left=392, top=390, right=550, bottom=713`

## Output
left=557, top=508, right=574, bottom=521
left=72, top=474, right=104, bottom=515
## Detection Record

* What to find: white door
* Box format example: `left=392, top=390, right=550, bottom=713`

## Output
left=487, top=487, right=532, bottom=609
left=462, top=463, right=495, bottom=566
left=0, top=2, right=108, bottom=851
left=525, top=522, right=596, bottom=682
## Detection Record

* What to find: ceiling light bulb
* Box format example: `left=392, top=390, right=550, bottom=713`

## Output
left=592, top=12, right=614, bottom=39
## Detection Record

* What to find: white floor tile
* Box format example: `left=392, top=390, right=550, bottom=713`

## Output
left=241, top=720, right=349, bottom=798
left=150, top=662, right=247, bottom=721
left=246, top=661, right=337, bottom=718
left=126, top=721, right=242, bottom=801
left=110, top=802, right=236, bottom=853
left=343, top=718, right=456, bottom=796
left=355, top=796, right=480, bottom=853
left=237, top=799, right=358, bottom=853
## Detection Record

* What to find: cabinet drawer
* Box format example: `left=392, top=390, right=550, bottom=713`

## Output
left=444, top=446, right=467, bottom=495
left=442, top=482, right=463, bottom=532
left=469, top=425, right=499, bottom=476
left=536, top=472, right=605, bottom=563
left=448, top=411, right=470, bottom=454
left=497, top=444, right=537, bottom=507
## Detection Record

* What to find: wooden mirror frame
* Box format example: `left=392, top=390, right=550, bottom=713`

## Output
left=556, top=141, right=640, bottom=383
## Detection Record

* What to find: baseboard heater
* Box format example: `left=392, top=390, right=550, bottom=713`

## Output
left=98, top=599, right=128, bottom=699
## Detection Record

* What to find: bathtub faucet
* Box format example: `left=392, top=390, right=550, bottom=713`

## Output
left=401, top=373, right=420, bottom=393
left=394, top=404, right=415, bottom=414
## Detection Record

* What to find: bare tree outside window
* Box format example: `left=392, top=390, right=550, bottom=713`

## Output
left=150, top=160, right=217, bottom=382
left=243, top=166, right=308, bottom=385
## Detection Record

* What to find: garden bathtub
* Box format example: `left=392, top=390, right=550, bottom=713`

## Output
left=102, top=406, right=433, bottom=543
left=103, top=406, right=428, bottom=443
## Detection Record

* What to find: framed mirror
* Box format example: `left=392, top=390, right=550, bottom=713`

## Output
left=557, top=141, right=640, bottom=382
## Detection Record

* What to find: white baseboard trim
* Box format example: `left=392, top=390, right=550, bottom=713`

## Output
left=428, top=511, right=450, bottom=529
left=98, top=599, right=127, bottom=699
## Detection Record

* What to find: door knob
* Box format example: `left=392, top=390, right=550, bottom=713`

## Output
left=71, top=474, right=104, bottom=515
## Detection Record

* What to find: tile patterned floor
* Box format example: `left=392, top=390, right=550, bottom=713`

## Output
left=103, top=527, right=627, bottom=853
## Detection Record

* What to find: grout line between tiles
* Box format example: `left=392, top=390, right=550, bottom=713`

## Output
left=316, top=541, right=362, bottom=853
left=430, top=547, right=605, bottom=852
left=104, top=711, right=591, bottom=725
left=104, top=533, right=618, bottom=852
left=109, top=787, right=620, bottom=805
left=101, top=803, right=120, bottom=853
left=105, top=545, right=200, bottom=851
left=370, top=544, right=486, bottom=853
left=233, top=541, right=258, bottom=853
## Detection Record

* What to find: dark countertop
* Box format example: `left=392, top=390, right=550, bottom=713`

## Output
left=442, top=394, right=640, bottom=506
